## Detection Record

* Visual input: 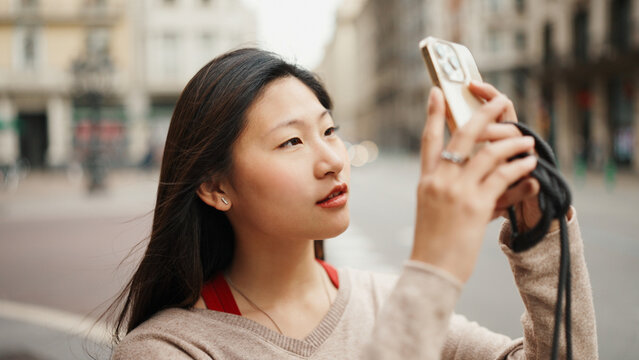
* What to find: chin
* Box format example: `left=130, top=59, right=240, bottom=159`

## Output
left=320, top=215, right=350, bottom=239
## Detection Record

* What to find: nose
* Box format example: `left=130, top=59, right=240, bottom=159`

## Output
left=314, top=139, right=345, bottom=178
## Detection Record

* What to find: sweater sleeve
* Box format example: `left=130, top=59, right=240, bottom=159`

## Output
left=363, top=207, right=598, bottom=360
left=361, top=260, right=464, bottom=359
left=442, top=207, right=598, bottom=360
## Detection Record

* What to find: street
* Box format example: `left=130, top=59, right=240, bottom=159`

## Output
left=1, top=154, right=638, bottom=359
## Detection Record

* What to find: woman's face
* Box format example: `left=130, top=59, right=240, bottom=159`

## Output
left=223, top=76, right=350, bottom=243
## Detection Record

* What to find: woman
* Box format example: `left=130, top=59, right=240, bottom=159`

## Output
left=110, top=48, right=597, bottom=359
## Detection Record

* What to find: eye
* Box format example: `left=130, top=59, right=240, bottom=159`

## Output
left=279, top=137, right=303, bottom=148
left=324, top=126, right=340, bottom=136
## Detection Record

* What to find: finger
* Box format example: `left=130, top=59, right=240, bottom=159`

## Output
left=482, top=156, right=538, bottom=199
left=468, top=81, right=517, bottom=123
left=443, top=94, right=511, bottom=163
left=468, top=81, right=500, bottom=101
left=521, top=193, right=543, bottom=229
left=494, top=178, right=539, bottom=210
left=476, top=123, right=522, bottom=142
left=497, top=97, right=518, bottom=124
left=465, top=136, right=535, bottom=182
left=420, top=87, right=446, bottom=174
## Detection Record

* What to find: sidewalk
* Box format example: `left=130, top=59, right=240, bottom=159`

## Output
left=0, top=171, right=149, bottom=359
left=0, top=300, right=110, bottom=360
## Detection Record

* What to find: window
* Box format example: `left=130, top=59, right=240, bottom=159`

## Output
left=515, top=31, right=527, bottom=51
left=19, top=0, right=38, bottom=10
left=86, top=0, right=106, bottom=8
left=87, top=28, right=110, bottom=60
left=543, top=22, right=554, bottom=64
left=485, top=30, right=500, bottom=53
left=484, top=0, right=501, bottom=13
left=200, top=32, right=215, bottom=62
left=162, top=32, right=179, bottom=76
left=513, top=69, right=527, bottom=97
left=15, top=26, right=40, bottom=70
left=201, top=32, right=213, bottom=48
left=23, top=28, right=36, bottom=68
left=610, top=0, right=630, bottom=51
left=573, top=9, right=589, bottom=61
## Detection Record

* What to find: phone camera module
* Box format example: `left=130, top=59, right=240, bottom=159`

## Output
left=435, top=43, right=447, bottom=59
left=433, top=42, right=465, bottom=83
left=442, top=62, right=454, bottom=76
left=449, top=57, right=460, bottom=70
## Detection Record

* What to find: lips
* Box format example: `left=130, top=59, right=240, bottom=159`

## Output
left=316, top=183, right=348, bottom=208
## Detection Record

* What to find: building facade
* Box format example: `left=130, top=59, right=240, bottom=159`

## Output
left=0, top=0, right=133, bottom=169
left=318, top=0, right=471, bottom=151
left=471, top=0, right=639, bottom=172
left=140, top=0, right=256, bottom=166
left=320, top=0, right=639, bottom=173
left=0, top=0, right=256, bottom=170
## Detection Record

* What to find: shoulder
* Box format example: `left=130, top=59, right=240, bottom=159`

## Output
left=111, top=308, right=215, bottom=360
left=341, top=266, right=397, bottom=287
left=339, top=267, right=398, bottom=309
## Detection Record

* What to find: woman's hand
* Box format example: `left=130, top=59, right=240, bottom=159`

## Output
left=468, top=81, right=558, bottom=234
left=411, top=86, right=537, bottom=283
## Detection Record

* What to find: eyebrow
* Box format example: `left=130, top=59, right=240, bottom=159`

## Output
left=266, top=110, right=331, bottom=135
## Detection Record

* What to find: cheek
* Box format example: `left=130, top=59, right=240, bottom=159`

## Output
left=232, top=157, right=310, bottom=211
left=341, top=144, right=351, bottom=180
left=228, top=157, right=321, bottom=238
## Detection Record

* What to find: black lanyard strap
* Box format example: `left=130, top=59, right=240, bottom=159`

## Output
left=504, top=121, right=573, bottom=360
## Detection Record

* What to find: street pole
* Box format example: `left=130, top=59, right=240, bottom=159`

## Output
left=72, top=48, right=112, bottom=193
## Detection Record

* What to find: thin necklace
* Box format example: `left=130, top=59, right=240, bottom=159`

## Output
left=225, top=263, right=332, bottom=336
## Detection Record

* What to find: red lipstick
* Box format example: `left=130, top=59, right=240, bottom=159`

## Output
left=316, top=184, right=348, bottom=208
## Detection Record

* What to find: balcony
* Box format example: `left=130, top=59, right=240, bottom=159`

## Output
left=0, top=3, right=123, bottom=26
left=0, top=67, right=128, bottom=95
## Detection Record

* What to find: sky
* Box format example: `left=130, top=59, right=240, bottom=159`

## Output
left=240, top=0, right=343, bottom=70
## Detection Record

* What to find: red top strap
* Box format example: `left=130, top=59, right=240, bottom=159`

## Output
left=201, top=272, right=241, bottom=315
left=201, top=260, right=339, bottom=314
left=317, top=259, right=339, bottom=288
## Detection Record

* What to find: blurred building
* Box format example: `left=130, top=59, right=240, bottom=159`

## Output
left=0, top=0, right=256, bottom=170
left=139, top=0, right=256, bottom=167
left=470, top=0, right=639, bottom=172
left=0, top=0, right=132, bottom=169
left=319, top=0, right=639, bottom=173
left=315, top=0, right=376, bottom=145
left=318, top=0, right=476, bottom=151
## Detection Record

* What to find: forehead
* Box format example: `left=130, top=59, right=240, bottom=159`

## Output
left=244, top=76, right=326, bottom=133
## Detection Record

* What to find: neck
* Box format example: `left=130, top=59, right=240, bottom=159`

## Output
left=227, top=232, right=323, bottom=305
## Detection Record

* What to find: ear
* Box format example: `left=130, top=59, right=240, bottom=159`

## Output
left=196, top=181, right=232, bottom=211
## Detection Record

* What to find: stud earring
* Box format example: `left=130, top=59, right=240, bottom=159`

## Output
left=221, top=197, right=229, bottom=205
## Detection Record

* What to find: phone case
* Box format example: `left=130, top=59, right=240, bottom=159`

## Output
left=419, top=37, right=483, bottom=132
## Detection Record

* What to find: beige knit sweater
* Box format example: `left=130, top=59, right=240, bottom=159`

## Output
left=112, top=209, right=598, bottom=359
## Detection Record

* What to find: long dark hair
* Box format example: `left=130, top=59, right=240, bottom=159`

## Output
left=106, top=48, right=332, bottom=341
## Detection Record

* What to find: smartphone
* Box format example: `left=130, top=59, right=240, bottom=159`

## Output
left=419, top=36, right=483, bottom=133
